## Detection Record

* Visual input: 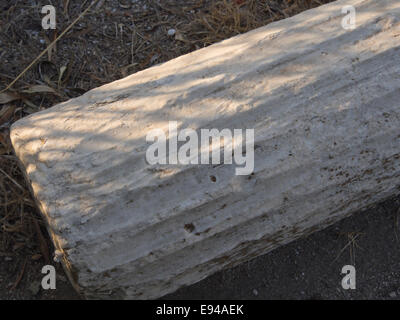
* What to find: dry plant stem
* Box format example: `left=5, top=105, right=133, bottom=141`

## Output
left=9, top=0, right=400, bottom=299
left=0, top=0, right=100, bottom=93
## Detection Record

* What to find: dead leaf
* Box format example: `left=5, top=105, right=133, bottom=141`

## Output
left=44, top=34, right=54, bottom=61
left=0, top=130, right=11, bottom=154
left=120, top=63, right=138, bottom=77
left=63, top=0, right=70, bottom=17
left=175, top=31, right=189, bottom=43
left=21, top=99, right=40, bottom=114
left=32, top=217, right=50, bottom=264
left=38, top=60, right=58, bottom=84
left=31, top=254, right=42, bottom=261
left=0, top=92, right=20, bottom=104
left=22, top=85, right=60, bottom=96
left=11, top=258, right=27, bottom=290
left=0, top=105, right=15, bottom=126
left=58, top=65, right=68, bottom=88
left=118, top=0, right=131, bottom=9
left=13, top=243, right=25, bottom=251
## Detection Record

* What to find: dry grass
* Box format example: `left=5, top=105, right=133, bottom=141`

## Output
left=0, top=0, right=336, bottom=287
left=184, top=0, right=332, bottom=45
left=334, top=232, right=364, bottom=266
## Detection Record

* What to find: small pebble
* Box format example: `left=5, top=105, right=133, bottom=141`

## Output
left=167, top=28, right=176, bottom=37
left=389, top=291, right=397, bottom=298
left=252, top=289, right=258, bottom=296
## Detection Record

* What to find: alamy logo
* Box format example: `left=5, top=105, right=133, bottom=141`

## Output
left=41, top=265, right=56, bottom=290
left=145, top=121, right=254, bottom=175
left=341, top=265, right=356, bottom=290
left=341, top=5, right=356, bottom=30
left=41, top=5, right=56, bottom=30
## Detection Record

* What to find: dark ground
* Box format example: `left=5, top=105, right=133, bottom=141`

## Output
left=167, top=196, right=400, bottom=300
left=0, top=0, right=399, bottom=300
left=1, top=196, right=399, bottom=300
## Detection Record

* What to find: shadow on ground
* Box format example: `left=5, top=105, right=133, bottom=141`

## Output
left=1, top=195, right=398, bottom=300
left=165, top=196, right=400, bottom=300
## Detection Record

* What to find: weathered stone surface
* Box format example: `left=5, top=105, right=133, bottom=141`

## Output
left=10, top=0, right=400, bottom=299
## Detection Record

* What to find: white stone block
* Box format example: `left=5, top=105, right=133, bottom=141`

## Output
left=10, top=0, right=400, bottom=299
